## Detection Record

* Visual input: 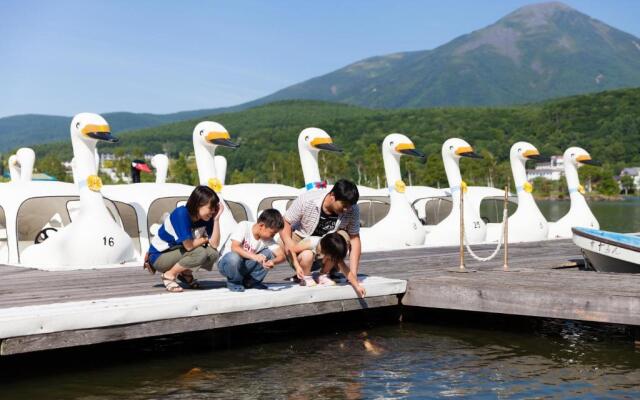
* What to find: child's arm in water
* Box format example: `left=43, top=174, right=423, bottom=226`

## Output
left=287, top=246, right=305, bottom=279
left=337, top=259, right=366, bottom=298
left=208, top=202, right=224, bottom=249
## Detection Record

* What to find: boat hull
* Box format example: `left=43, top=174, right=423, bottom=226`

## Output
left=572, top=227, right=640, bottom=274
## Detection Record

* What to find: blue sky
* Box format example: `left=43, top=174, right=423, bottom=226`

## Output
left=1, top=0, right=638, bottom=117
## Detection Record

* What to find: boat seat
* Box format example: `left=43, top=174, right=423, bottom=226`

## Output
left=359, top=200, right=390, bottom=228
left=424, top=198, right=452, bottom=225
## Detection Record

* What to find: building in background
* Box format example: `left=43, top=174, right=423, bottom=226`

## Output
left=527, top=155, right=564, bottom=181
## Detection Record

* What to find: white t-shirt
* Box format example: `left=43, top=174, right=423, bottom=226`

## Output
left=221, top=221, right=280, bottom=257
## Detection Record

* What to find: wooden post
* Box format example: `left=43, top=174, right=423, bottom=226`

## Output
left=503, top=179, right=509, bottom=271
left=459, top=185, right=466, bottom=271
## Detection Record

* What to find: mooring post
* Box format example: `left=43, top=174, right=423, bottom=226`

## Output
left=459, top=184, right=466, bottom=271
left=503, top=179, right=510, bottom=271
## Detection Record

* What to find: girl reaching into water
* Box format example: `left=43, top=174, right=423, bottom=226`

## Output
left=147, top=185, right=223, bottom=292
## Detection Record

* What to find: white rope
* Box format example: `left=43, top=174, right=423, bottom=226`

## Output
left=463, top=208, right=507, bottom=262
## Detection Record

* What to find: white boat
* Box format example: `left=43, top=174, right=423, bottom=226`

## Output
left=424, top=138, right=487, bottom=246
left=485, top=142, right=550, bottom=243
left=17, top=113, right=136, bottom=269
left=7, top=148, right=35, bottom=182
left=548, top=147, right=600, bottom=238
left=359, top=133, right=426, bottom=251
left=572, top=227, right=640, bottom=273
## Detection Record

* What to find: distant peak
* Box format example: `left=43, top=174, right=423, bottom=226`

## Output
left=501, top=1, right=577, bottom=28
left=512, top=1, right=573, bottom=14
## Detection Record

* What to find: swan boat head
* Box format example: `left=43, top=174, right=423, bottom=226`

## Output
left=298, top=127, right=342, bottom=190
left=192, top=121, right=239, bottom=190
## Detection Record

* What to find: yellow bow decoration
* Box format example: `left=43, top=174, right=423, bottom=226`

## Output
left=523, top=181, right=533, bottom=193
left=578, top=184, right=585, bottom=195
left=394, top=180, right=406, bottom=193
left=87, top=175, right=103, bottom=192
left=208, top=177, right=223, bottom=193
left=460, top=180, right=468, bottom=193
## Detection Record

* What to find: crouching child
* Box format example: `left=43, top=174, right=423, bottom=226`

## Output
left=290, top=230, right=366, bottom=298
left=218, top=209, right=286, bottom=292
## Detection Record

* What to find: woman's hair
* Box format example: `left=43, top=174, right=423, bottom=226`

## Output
left=257, top=208, right=285, bottom=230
left=186, top=185, right=220, bottom=220
left=320, top=232, right=348, bottom=262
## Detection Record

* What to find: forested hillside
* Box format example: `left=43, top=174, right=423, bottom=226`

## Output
left=8, top=88, right=639, bottom=196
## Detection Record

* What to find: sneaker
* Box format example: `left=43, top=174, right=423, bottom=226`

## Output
left=251, top=282, right=269, bottom=290
left=316, top=274, right=336, bottom=286
left=300, top=275, right=317, bottom=287
left=227, top=281, right=245, bottom=292
left=244, top=277, right=269, bottom=290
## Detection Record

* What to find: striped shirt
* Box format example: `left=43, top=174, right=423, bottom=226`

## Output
left=284, top=190, right=360, bottom=237
left=148, top=206, right=213, bottom=264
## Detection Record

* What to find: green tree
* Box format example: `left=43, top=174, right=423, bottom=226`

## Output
left=170, top=153, right=194, bottom=184
left=620, top=175, right=635, bottom=195
left=36, top=154, right=68, bottom=181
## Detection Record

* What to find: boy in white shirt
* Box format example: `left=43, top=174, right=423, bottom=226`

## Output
left=218, top=209, right=285, bottom=292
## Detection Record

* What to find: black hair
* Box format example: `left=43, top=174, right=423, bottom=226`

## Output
left=320, top=232, right=348, bottom=262
left=329, top=179, right=359, bottom=205
left=186, top=185, right=220, bottom=220
left=257, top=208, right=285, bottom=230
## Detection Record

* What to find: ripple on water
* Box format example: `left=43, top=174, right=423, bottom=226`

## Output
left=3, top=321, right=640, bottom=399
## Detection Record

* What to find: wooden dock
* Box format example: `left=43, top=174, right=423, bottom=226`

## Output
left=2, top=239, right=640, bottom=355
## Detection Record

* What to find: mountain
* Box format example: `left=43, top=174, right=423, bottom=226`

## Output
left=3, top=2, right=640, bottom=153
left=252, top=2, right=640, bottom=108
left=0, top=106, right=246, bottom=153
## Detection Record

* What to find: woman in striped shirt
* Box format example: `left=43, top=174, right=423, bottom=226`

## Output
left=148, top=185, right=223, bottom=292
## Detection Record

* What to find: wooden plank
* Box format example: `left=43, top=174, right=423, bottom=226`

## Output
left=0, top=239, right=583, bottom=308
left=403, top=272, right=640, bottom=326
left=0, top=294, right=399, bottom=355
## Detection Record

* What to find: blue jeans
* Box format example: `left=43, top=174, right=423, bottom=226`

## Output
left=218, top=248, right=273, bottom=291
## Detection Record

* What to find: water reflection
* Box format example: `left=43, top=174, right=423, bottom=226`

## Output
left=538, top=198, right=640, bottom=232
left=3, top=321, right=640, bottom=399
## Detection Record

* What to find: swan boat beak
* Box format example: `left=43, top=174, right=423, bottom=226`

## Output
left=455, top=146, right=483, bottom=159
left=523, top=149, right=551, bottom=162
left=206, top=131, right=239, bottom=148
left=396, top=143, right=426, bottom=160
left=576, top=154, right=601, bottom=166
left=82, top=124, right=119, bottom=143
left=311, top=137, right=342, bottom=152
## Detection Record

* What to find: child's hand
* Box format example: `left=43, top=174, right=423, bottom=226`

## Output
left=253, top=254, right=267, bottom=264
left=353, top=284, right=366, bottom=298
left=262, top=260, right=275, bottom=269
left=294, top=265, right=305, bottom=280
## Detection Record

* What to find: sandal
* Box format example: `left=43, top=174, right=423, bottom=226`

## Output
left=143, top=252, right=156, bottom=275
left=161, top=273, right=183, bottom=292
left=178, top=272, right=201, bottom=289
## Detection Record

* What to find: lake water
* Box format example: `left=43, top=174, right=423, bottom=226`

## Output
left=538, top=198, right=640, bottom=233
left=3, top=317, right=640, bottom=399
left=3, top=199, right=640, bottom=398
left=479, top=197, right=640, bottom=233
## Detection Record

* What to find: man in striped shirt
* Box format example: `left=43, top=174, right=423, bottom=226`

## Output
left=281, top=179, right=363, bottom=295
